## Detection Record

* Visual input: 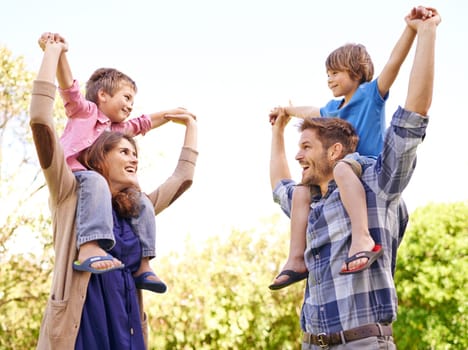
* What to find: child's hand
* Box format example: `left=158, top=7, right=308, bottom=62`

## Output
left=270, top=107, right=291, bottom=130
left=406, top=6, right=440, bottom=31
left=38, top=32, right=68, bottom=52
left=409, top=6, right=434, bottom=20
left=163, top=107, right=196, bottom=119
left=164, top=112, right=197, bottom=126
left=269, top=106, right=285, bottom=126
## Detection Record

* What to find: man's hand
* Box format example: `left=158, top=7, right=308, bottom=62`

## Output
left=270, top=107, right=291, bottom=131
left=409, top=6, right=435, bottom=20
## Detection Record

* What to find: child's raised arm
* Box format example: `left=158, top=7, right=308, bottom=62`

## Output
left=376, top=8, right=420, bottom=98
left=38, top=32, right=73, bottom=90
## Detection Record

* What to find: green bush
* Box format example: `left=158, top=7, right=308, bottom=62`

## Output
left=0, top=214, right=52, bottom=350
left=394, top=202, right=468, bottom=349
left=145, top=215, right=303, bottom=350
left=1, top=203, right=467, bottom=349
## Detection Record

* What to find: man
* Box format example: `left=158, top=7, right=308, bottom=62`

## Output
left=269, top=8, right=440, bottom=350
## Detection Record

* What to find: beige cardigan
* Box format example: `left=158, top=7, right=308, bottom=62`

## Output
left=30, top=80, right=198, bottom=350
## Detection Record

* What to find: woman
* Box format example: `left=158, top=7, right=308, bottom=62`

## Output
left=31, top=38, right=198, bottom=349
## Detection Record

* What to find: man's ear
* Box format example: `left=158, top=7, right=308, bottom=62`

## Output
left=328, top=143, right=344, bottom=161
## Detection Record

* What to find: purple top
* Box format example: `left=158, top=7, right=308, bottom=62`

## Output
left=75, top=210, right=145, bottom=350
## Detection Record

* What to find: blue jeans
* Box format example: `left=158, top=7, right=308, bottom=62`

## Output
left=74, top=170, right=156, bottom=258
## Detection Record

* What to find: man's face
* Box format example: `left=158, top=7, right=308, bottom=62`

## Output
left=295, top=129, right=334, bottom=187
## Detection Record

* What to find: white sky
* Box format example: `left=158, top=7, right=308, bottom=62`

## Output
left=1, top=0, right=467, bottom=255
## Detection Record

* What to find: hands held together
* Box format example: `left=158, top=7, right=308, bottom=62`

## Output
left=406, top=6, right=442, bottom=29
left=163, top=108, right=197, bottom=126
left=38, top=32, right=68, bottom=53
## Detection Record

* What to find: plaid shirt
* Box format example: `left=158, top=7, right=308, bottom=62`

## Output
left=273, top=106, right=428, bottom=334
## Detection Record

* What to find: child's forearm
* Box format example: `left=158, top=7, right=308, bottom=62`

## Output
left=378, top=25, right=417, bottom=96
left=56, top=52, right=73, bottom=90
left=285, top=105, right=321, bottom=119
left=149, top=112, right=170, bottom=129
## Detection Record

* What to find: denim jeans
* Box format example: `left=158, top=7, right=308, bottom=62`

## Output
left=74, top=170, right=156, bottom=258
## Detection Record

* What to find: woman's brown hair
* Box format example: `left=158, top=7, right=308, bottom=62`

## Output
left=78, top=131, right=141, bottom=218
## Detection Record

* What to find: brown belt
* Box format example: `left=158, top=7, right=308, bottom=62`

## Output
left=302, top=323, right=392, bottom=348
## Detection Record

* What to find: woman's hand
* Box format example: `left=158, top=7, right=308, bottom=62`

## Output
left=38, top=32, right=68, bottom=52
left=164, top=112, right=197, bottom=126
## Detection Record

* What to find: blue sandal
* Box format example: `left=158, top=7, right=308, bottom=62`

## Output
left=134, top=271, right=167, bottom=293
left=73, top=254, right=125, bottom=274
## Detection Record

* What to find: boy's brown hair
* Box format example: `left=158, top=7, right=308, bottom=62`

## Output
left=85, top=68, right=137, bottom=104
left=325, top=43, right=374, bottom=84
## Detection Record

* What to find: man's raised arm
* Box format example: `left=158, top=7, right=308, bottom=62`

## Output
left=270, top=110, right=292, bottom=191
left=404, top=8, right=441, bottom=116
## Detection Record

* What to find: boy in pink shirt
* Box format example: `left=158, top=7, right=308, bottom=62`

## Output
left=39, top=32, right=192, bottom=293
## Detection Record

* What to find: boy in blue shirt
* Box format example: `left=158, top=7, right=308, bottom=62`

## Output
left=269, top=6, right=435, bottom=289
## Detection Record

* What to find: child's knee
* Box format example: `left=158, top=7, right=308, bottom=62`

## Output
left=334, top=159, right=362, bottom=180
left=334, top=161, right=350, bottom=180
left=293, top=185, right=312, bottom=203
left=82, top=171, right=110, bottom=193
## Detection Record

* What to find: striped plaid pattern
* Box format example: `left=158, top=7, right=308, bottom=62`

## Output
left=273, top=106, right=428, bottom=334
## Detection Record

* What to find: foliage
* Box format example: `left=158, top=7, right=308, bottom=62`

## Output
left=0, top=45, right=56, bottom=350
left=145, top=216, right=303, bottom=350
left=0, top=218, right=52, bottom=350
left=0, top=44, right=467, bottom=349
left=394, top=202, right=468, bottom=349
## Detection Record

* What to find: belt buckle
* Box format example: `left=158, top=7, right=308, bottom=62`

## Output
left=317, top=333, right=329, bottom=349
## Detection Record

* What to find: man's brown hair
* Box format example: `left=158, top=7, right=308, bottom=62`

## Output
left=300, top=117, right=359, bottom=158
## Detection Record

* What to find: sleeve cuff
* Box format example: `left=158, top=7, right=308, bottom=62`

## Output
left=179, top=147, right=198, bottom=165
left=32, top=80, right=56, bottom=99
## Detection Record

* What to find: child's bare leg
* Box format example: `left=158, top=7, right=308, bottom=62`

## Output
left=134, top=258, right=163, bottom=282
left=334, top=162, right=375, bottom=270
left=272, top=185, right=309, bottom=285
left=78, top=241, right=122, bottom=270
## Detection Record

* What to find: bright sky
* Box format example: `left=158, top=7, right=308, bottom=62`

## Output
left=1, top=0, right=467, bottom=255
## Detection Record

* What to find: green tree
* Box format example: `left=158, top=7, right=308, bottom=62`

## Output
left=1, top=45, right=467, bottom=350
left=145, top=215, right=303, bottom=350
left=394, top=202, right=468, bottom=349
left=0, top=46, right=56, bottom=350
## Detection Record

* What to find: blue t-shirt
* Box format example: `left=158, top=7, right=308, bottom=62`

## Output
left=320, top=79, right=388, bottom=157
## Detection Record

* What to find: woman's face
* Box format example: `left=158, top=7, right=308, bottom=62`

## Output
left=106, top=138, right=139, bottom=192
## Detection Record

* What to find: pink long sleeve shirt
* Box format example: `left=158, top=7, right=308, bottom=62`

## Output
left=59, top=80, right=152, bottom=171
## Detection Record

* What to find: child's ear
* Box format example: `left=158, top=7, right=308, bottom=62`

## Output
left=97, top=89, right=107, bottom=103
